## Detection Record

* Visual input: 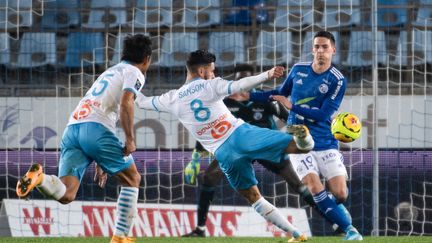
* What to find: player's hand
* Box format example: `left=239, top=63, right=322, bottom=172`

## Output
left=267, top=66, right=285, bottom=79
left=271, top=95, right=292, bottom=110
left=184, top=160, right=200, bottom=185
left=269, top=100, right=289, bottom=122
left=94, top=164, right=107, bottom=188
left=123, top=139, right=136, bottom=156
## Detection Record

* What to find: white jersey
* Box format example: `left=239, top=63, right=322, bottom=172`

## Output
left=137, top=77, right=244, bottom=153
left=68, top=61, right=145, bottom=132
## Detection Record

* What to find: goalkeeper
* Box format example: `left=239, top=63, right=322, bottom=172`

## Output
left=183, top=64, right=315, bottom=237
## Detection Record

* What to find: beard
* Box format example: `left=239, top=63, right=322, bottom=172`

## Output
left=203, top=71, right=214, bottom=80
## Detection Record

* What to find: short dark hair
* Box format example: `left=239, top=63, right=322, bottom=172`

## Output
left=234, top=63, right=254, bottom=73
left=314, top=31, right=336, bottom=46
left=121, top=34, right=152, bottom=64
left=186, top=50, right=216, bottom=72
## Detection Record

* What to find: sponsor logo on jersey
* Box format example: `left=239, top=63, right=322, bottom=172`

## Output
left=135, top=79, right=142, bottom=90
left=296, top=79, right=303, bottom=85
left=296, top=72, right=308, bottom=77
left=319, top=83, right=329, bottom=94
left=72, top=99, right=100, bottom=120
left=253, top=112, right=263, bottom=120
left=211, top=121, right=232, bottom=139
left=229, top=107, right=240, bottom=112
left=331, top=80, right=343, bottom=100
left=321, top=151, right=337, bottom=162
left=178, top=83, right=205, bottom=99
left=196, top=113, right=233, bottom=139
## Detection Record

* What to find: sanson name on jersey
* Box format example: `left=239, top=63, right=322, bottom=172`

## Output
left=179, top=83, right=205, bottom=98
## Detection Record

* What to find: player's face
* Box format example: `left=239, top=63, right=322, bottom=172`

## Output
left=312, top=37, right=335, bottom=66
left=235, top=71, right=252, bottom=80
left=139, top=56, right=152, bottom=73
left=198, top=63, right=215, bottom=80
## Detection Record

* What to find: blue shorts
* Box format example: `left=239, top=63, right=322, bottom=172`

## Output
left=214, top=123, right=293, bottom=190
left=58, top=122, right=134, bottom=181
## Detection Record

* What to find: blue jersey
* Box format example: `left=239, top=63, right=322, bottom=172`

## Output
left=250, top=62, right=346, bottom=150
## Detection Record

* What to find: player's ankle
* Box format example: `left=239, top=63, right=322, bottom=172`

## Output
left=294, top=133, right=314, bottom=151
left=37, top=173, right=45, bottom=186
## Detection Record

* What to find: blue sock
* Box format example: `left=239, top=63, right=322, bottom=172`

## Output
left=328, top=194, right=353, bottom=225
left=313, top=190, right=351, bottom=232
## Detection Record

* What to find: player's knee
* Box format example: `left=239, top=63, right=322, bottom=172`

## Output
left=332, top=189, right=348, bottom=203
left=130, top=173, right=141, bottom=187
left=244, top=190, right=261, bottom=204
left=119, top=171, right=141, bottom=187
left=302, top=175, right=324, bottom=194
left=238, top=186, right=262, bottom=204
left=58, top=193, right=76, bottom=204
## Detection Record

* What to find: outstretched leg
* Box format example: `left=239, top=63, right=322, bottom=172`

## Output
left=16, top=163, right=70, bottom=202
left=257, top=158, right=345, bottom=234
left=238, top=185, right=307, bottom=242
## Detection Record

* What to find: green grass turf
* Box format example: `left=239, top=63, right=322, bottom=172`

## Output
left=1, top=237, right=431, bottom=243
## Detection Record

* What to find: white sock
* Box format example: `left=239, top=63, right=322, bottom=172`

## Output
left=114, top=187, right=139, bottom=237
left=252, top=197, right=300, bottom=235
left=37, top=174, right=66, bottom=200
left=294, top=132, right=314, bottom=150
left=197, top=225, right=206, bottom=231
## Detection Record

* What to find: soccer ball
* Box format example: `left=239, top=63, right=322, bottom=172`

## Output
left=331, top=112, right=361, bottom=143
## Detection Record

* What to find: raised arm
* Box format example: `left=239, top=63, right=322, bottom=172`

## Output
left=228, top=66, right=285, bottom=94
left=135, top=90, right=175, bottom=113
left=135, top=92, right=158, bottom=110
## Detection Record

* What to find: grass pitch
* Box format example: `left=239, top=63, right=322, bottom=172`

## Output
left=1, top=236, right=431, bottom=243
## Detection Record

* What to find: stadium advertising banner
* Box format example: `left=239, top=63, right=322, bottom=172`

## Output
left=0, top=96, right=430, bottom=149
left=0, top=199, right=311, bottom=237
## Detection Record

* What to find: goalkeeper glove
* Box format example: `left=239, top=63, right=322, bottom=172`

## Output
left=184, top=149, right=202, bottom=185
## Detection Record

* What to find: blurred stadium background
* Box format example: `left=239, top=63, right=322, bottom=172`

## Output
left=0, top=0, right=431, bottom=239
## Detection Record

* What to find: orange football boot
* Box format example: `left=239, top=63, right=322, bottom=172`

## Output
left=288, top=234, right=308, bottom=242
left=110, top=235, right=136, bottom=243
left=16, top=163, right=44, bottom=198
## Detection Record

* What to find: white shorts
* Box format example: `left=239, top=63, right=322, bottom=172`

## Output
left=289, top=149, right=348, bottom=181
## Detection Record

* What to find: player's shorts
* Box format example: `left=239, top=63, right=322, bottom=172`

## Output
left=214, top=123, right=293, bottom=190
left=289, top=149, right=348, bottom=181
left=58, top=122, right=134, bottom=181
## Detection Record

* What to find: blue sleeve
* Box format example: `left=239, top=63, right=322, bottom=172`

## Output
left=249, top=67, right=296, bottom=102
left=291, top=78, right=346, bottom=122
left=249, top=89, right=281, bottom=102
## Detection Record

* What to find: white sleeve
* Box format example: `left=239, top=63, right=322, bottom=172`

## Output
left=135, top=90, right=174, bottom=113
left=210, top=72, right=269, bottom=98
left=122, top=69, right=142, bottom=95
left=229, top=71, right=269, bottom=93
left=208, top=78, right=234, bottom=98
